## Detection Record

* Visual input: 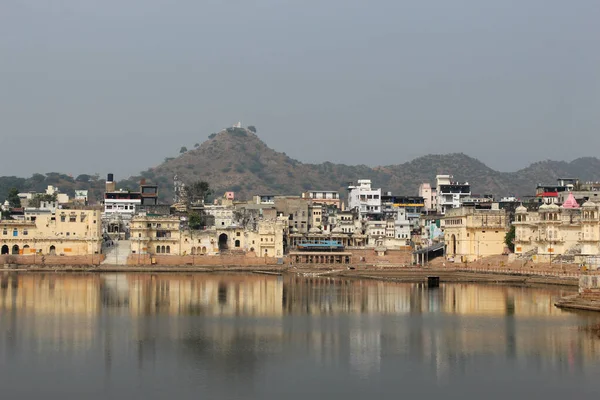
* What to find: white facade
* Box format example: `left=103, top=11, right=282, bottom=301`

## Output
left=204, top=204, right=235, bottom=227
left=435, top=175, right=471, bottom=214
left=348, top=180, right=382, bottom=218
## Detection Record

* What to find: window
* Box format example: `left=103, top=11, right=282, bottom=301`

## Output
left=23, top=229, right=28, bottom=236
left=2, top=229, right=6, bottom=236
left=60, top=215, right=66, bottom=222
left=236, top=232, right=241, bottom=237
left=13, top=229, right=18, bottom=237
left=70, top=215, right=76, bottom=223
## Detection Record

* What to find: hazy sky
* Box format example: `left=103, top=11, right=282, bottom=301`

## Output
left=1, top=0, right=599, bottom=179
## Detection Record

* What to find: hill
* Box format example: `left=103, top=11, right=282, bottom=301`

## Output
left=3, top=127, right=600, bottom=203
left=126, top=127, right=600, bottom=201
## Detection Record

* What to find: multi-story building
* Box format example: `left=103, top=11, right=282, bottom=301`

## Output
left=513, top=192, right=600, bottom=264
left=435, top=175, right=471, bottom=214
left=347, top=180, right=382, bottom=219
left=443, top=206, right=507, bottom=262
left=129, top=215, right=287, bottom=258
left=301, top=190, right=342, bottom=209
left=102, top=174, right=158, bottom=236
left=418, top=183, right=437, bottom=212
left=0, top=207, right=102, bottom=256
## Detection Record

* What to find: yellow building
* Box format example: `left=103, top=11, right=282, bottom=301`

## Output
left=443, top=206, right=507, bottom=262
left=129, top=215, right=287, bottom=257
left=513, top=197, right=600, bottom=263
left=0, top=207, right=102, bottom=256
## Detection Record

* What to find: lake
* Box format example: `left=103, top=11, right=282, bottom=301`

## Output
left=1, top=272, right=599, bottom=399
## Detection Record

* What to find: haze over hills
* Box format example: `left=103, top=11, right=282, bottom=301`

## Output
left=2, top=127, right=600, bottom=204
left=124, top=127, right=600, bottom=201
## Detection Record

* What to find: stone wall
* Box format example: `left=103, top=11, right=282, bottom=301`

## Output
left=351, top=248, right=412, bottom=266
left=127, top=253, right=281, bottom=266
left=0, top=254, right=105, bottom=266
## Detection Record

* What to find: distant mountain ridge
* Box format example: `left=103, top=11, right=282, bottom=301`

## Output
left=2, top=127, right=600, bottom=203
left=126, top=127, right=600, bottom=201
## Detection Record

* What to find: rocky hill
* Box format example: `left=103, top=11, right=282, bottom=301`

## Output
left=125, top=127, right=600, bottom=202
left=3, top=127, right=600, bottom=203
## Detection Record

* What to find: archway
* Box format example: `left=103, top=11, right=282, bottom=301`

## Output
left=218, top=233, right=228, bottom=251
left=166, top=245, right=170, bottom=254
left=191, top=247, right=196, bottom=255
left=1, top=245, right=8, bottom=255
left=12, top=245, right=19, bottom=255
left=49, top=245, right=56, bottom=255
left=201, top=246, right=207, bottom=254
left=23, top=245, right=30, bottom=254
left=234, top=240, right=240, bottom=248
left=451, top=234, right=457, bottom=256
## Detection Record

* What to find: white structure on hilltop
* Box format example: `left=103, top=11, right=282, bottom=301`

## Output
left=347, top=180, right=382, bottom=219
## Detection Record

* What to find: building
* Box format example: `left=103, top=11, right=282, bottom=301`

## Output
left=435, top=175, right=471, bottom=214
left=513, top=192, right=600, bottom=264
left=129, top=215, right=287, bottom=258
left=0, top=207, right=102, bottom=256
left=418, top=183, right=436, bottom=212
left=301, top=190, right=342, bottom=209
left=347, top=180, right=382, bottom=219
left=443, top=206, right=507, bottom=262
left=102, top=174, right=159, bottom=236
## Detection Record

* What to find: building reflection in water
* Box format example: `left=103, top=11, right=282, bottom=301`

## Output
left=1, top=272, right=600, bottom=382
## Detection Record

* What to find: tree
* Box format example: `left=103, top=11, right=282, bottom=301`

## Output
left=7, top=188, right=21, bottom=208
left=505, top=225, right=516, bottom=252
left=247, top=125, right=257, bottom=133
left=208, top=133, right=217, bottom=139
left=180, top=146, right=188, bottom=154
left=184, top=181, right=212, bottom=206
left=194, top=143, right=200, bottom=148
left=188, top=212, right=203, bottom=230
left=75, top=174, right=91, bottom=183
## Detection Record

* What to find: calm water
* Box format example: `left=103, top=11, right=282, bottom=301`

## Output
left=1, top=273, right=600, bottom=399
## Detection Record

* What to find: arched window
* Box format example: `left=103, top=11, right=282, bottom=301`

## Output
left=201, top=246, right=207, bottom=254
left=235, top=240, right=240, bottom=248
left=157, top=245, right=161, bottom=253
left=161, top=245, right=166, bottom=254
left=49, top=245, right=56, bottom=255
left=166, top=246, right=170, bottom=254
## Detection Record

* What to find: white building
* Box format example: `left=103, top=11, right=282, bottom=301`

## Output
left=435, top=175, right=471, bottom=214
left=347, top=180, right=382, bottom=219
left=204, top=204, right=235, bottom=227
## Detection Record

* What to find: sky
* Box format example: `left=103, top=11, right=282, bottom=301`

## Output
left=1, top=0, right=599, bottom=179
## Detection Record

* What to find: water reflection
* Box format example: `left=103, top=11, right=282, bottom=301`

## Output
left=1, top=272, right=600, bottom=397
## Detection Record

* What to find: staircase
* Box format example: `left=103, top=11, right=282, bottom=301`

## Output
left=101, top=240, right=131, bottom=265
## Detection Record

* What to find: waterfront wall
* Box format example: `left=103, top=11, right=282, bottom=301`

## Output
left=0, top=254, right=105, bottom=266
left=579, top=274, right=600, bottom=298
left=351, top=249, right=412, bottom=266
left=126, top=253, right=281, bottom=266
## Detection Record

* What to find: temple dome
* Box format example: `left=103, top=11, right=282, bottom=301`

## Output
left=516, top=205, right=527, bottom=213
left=583, top=200, right=597, bottom=208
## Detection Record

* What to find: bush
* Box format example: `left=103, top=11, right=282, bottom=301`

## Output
left=179, top=146, right=188, bottom=154
left=208, top=133, right=217, bottom=139
left=235, top=165, right=245, bottom=174
left=247, top=125, right=257, bottom=133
